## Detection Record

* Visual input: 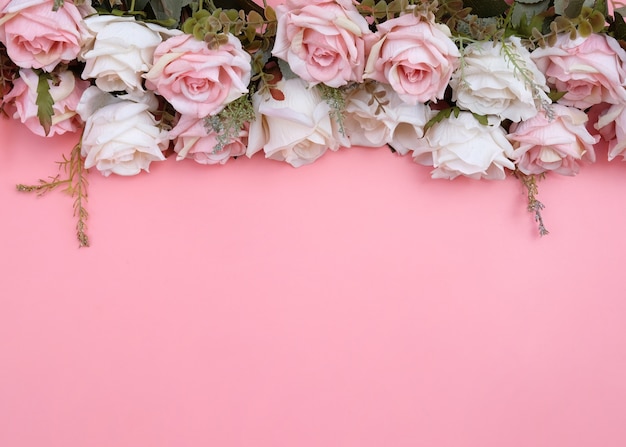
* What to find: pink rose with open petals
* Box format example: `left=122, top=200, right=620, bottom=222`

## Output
left=508, top=104, right=599, bottom=176
left=272, top=0, right=374, bottom=87
left=145, top=33, right=251, bottom=118
left=364, top=12, right=460, bottom=104
left=0, top=0, right=93, bottom=71
left=169, top=114, right=247, bottom=165
left=531, top=33, right=626, bottom=109
left=4, top=68, right=88, bottom=136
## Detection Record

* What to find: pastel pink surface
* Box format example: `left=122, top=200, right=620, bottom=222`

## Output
left=3, top=0, right=626, bottom=440
left=3, top=110, right=626, bottom=446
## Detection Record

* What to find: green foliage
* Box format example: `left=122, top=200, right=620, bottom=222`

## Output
left=608, top=11, right=626, bottom=44
left=424, top=107, right=489, bottom=134
left=35, top=70, right=54, bottom=137
left=149, top=0, right=184, bottom=24
left=511, top=0, right=551, bottom=28
left=462, top=0, right=508, bottom=18
left=205, top=95, right=255, bottom=154
left=424, top=107, right=461, bottom=134
left=318, top=84, right=347, bottom=135
left=182, top=1, right=276, bottom=52
left=0, top=44, right=18, bottom=114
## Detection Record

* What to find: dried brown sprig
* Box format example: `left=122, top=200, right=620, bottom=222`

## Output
left=16, top=142, right=90, bottom=247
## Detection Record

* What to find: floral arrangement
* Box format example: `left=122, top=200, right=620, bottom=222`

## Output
left=1, top=0, right=625, bottom=246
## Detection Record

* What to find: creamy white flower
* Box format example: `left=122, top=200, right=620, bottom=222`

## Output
left=344, top=82, right=432, bottom=154
left=247, top=78, right=345, bottom=167
left=80, top=15, right=181, bottom=92
left=412, top=112, right=515, bottom=180
left=450, top=37, right=550, bottom=122
left=76, top=86, right=168, bottom=176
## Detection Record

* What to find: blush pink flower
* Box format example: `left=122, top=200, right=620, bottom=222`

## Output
left=272, top=0, right=374, bottom=87
left=4, top=68, right=89, bottom=136
left=0, top=0, right=93, bottom=71
left=595, top=104, right=626, bottom=161
left=145, top=33, right=251, bottom=118
left=530, top=33, right=626, bottom=109
left=508, top=104, right=599, bottom=176
left=364, top=12, right=460, bottom=104
left=169, top=114, right=247, bottom=165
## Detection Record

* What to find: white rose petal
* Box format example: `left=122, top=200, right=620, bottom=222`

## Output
left=413, top=112, right=515, bottom=180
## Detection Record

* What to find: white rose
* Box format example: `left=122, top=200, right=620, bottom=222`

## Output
left=412, top=111, right=515, bottom=180
left=76, top=86, right=168, bottom=176
left=247, top=78, right=345, bottom=167
left=450, top=37, right=550, bottom=122
left=344, top=82, right=432, bottom=154
left=80, top=15, right=181, bottom=92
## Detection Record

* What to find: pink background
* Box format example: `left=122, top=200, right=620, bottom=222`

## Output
left=2, top=0, right=626, bottom=438
left=3, top=109, right=626, bottom=446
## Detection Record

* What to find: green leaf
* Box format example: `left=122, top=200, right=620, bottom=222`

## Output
left=593, top=0, right=608, bottom=16
left=149, top=0, right=183, bottom=25
left=609, top=11, right=626, bottom=41
left=471, top=112, right=489, bottom=125
left=462, top=0, right=509, bottom=18
left=511, top=0, right=551, bottom=26
left=35, top=71, right=54, bottom=136
left=134, top=0, right=149, bottom=11
left=547, top=90, right=567, bottom=102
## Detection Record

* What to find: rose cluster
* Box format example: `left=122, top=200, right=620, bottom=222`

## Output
left=1, top=0, right=625, bottom=180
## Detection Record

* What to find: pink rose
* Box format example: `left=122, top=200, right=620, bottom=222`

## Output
left=144, top=33, right=251, bottom=118
left=530, top=33, right=626, bottom=109
left=508, top=104, right=599, bottom=176
left=595, top=104, right=626, bottom=161
left=364, top=12, right=460, bottom=104
left=272, top=0, right=373, bottom=87
left=169, top=114, right=247, bottom=164
left=0, top=0, right=92, bottom=71
left=4, top=68, right=88, bottom=136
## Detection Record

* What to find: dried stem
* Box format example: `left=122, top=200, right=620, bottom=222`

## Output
left=16, top=142, right=90, bottom=247
left=514, top=169, right=549, bottom=236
